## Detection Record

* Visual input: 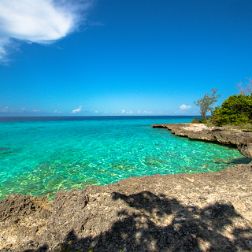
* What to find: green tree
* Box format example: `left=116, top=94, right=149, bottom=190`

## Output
left=195, top=89, right=219, bottom=120
left=211, top=94, right=252, bottom=126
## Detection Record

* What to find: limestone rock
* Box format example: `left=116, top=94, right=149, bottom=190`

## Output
left=153, top=123, right=252, bottom=158
left=238, top=143, right=252, bottom=158
left=0, top=164, right=252, bottom=251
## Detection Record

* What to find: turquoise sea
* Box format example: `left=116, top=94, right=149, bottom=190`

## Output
left=0, top=116, right=243, bottom=199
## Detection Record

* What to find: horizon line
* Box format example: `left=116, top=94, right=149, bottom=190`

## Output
left=0, top=115, right=200, bottom=118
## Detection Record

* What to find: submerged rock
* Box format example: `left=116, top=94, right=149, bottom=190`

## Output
left=0, top=147, right=13, bottom=156
left=0, top=147, right=10, bottom=151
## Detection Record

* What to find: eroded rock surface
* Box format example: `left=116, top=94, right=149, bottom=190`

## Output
left=0, top=164, right=252, bottom=251
left=153, top=123, right=252, bottom=158
left=239, top=143, right=252, bottom=158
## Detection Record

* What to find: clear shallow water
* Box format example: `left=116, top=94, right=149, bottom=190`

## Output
left=0, top=116, right=243, bottom=199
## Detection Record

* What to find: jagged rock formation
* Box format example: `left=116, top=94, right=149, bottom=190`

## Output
left=0, top=164, right=252, bottom=251
left=153, top=123, right=252, bottom=158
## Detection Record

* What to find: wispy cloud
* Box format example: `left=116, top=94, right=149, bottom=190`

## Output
left=0, top=106, right=9, bottom=113
left=121, top=109, right=133, bottom=115
left=179, top=104, right=192, bottom=111
left=120, top=109, right=153, bottom=115
left=0, top=0, right=92, bottom=62
left=72, top=106, right=82, bottom=114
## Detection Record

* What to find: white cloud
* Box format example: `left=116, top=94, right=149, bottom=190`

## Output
left=72, top=106, right=82, bottom=114
left=0, top=0, right=92, bottom=62
left=179, top=104, right=192, bottom=111
left=121, top=109, right=134, bottom=115
left=120, top=109, right=153, bottom=115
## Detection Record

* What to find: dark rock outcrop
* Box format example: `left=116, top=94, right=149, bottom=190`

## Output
left=153, top=123, right=252, bottom=158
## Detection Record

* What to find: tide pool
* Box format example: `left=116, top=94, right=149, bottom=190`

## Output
left=0, top=116, right=243, bottom=199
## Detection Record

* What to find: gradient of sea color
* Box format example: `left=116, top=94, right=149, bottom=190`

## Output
left=0, top=116, right=243, bottom=199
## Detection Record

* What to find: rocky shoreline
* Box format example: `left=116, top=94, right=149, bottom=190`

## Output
left=153, top=123, right=252, bottom=158
left=0, top=123, right=252, bottom=251
left=0, top=163, right=252, bottom=251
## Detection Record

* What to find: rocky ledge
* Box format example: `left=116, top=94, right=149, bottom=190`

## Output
left=0, top=164, right=252, bottom=251
left=153, top=123, right=252, bottom=158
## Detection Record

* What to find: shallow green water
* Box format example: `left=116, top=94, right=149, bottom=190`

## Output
left=0, top=116, right=243, bottom=199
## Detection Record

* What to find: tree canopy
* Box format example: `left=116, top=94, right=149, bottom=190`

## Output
left=211, top=94, right=252, bottom=126
left=195, top=89, right=219, bottom=120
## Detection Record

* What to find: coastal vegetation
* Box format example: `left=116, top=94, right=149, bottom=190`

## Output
left=195, top=84, right=252, bottom=130
left=211, top=94, right=252, bottom=127
left=195, top=89, right=219, bottom=121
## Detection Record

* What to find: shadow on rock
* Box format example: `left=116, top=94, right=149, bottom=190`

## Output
left=27, top=191, right=252, bottom=252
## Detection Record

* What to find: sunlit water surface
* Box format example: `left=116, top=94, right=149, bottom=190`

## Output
left=0, top=116, right=243, bottom=199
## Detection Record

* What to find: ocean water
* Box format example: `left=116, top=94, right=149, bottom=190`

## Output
left=0, top=116, right=243, bottom=199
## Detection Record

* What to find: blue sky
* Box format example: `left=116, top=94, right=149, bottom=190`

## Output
left=0, top=0, right=252, bottom=116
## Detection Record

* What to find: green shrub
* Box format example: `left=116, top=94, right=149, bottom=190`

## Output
left=211, top=94, right=252, bottom=126
left=191, top=118, right=207, bottom=124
